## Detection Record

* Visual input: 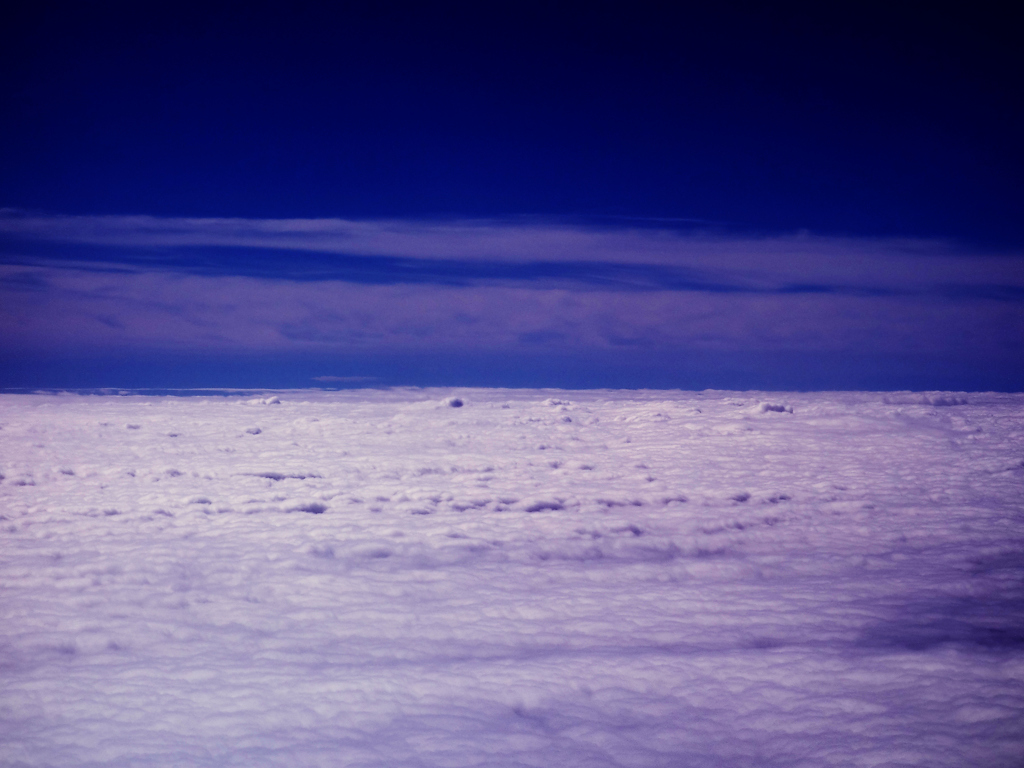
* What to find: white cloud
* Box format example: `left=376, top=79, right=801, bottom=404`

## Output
left=2, top=211, right=1022, bottom=294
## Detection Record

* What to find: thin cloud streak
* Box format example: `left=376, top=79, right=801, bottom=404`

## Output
left=3, top=213, right=1022, bottom=388
left=2, top=211, right=1022, bottom=295
left=2, top=263, right=1021, bottom=362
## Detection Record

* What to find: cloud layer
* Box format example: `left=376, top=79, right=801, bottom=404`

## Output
left=3, top=211, right=1023, bottom=295
left=2, top=213, right=1022, bottom=387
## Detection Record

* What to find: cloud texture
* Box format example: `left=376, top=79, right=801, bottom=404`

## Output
left=2, top=212, right=1022, bottom=387
left=3, top=211, right=1023, bottom=293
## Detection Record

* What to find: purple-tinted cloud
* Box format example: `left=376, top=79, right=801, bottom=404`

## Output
left=2, top=213, right=1022, bottom=375
left=3, top=211, right=1022, bottom=293
left=2, top=263, right=1021, bottom=362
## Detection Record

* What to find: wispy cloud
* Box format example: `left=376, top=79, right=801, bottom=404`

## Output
left=2, top=263, right=1021, bottom=361
left=2, top=213, right=1022, bottom=374
left=2, top=210, right=1022, bottom=296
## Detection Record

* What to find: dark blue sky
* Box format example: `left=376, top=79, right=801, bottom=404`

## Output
left=2, top=3, right=1022, bottom=390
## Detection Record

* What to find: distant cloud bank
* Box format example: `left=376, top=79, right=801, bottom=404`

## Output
left=1, top=212, right=1022, bottom=382
left=3, top=210, right=1022, bottom=294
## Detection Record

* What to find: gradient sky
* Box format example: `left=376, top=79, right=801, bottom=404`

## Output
left=2, top=3, right=1022, bottom=390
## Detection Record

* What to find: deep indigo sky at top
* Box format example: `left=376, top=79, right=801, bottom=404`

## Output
left=3, top=2, right=1021, bottom=244
left=1, top=3, right=1022, bottom=391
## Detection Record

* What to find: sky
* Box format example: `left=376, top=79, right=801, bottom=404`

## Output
left=1, top=3, right=1022, bottom=391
